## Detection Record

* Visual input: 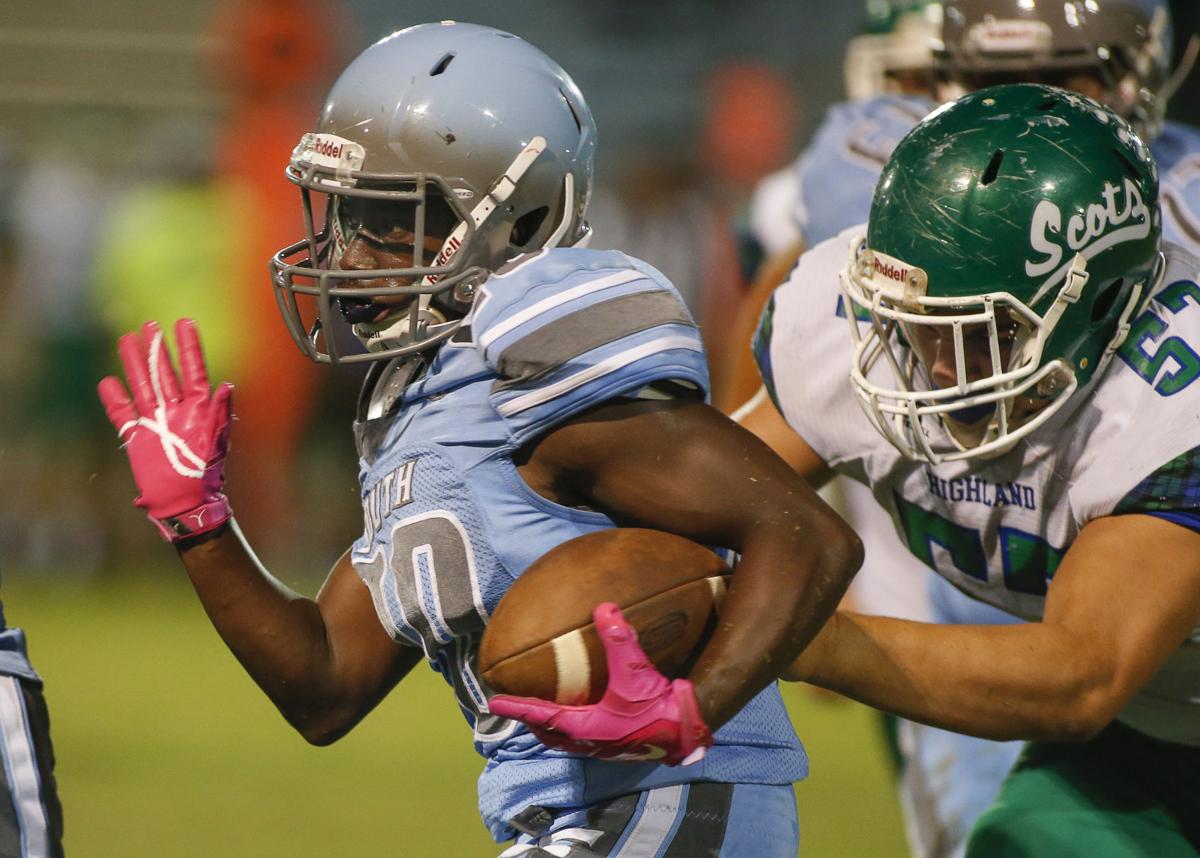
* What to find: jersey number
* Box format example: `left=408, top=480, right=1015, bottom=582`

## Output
left=893, top=494, right=1065, bottom=596
left=360, top=512, right=512, bottom=737
left=1119, top=280, right=1200, bottom=395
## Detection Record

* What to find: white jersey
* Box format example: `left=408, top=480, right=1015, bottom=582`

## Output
left=758, top=229, right=1200, bottom=745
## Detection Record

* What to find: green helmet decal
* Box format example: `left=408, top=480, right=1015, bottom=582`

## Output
left=844, top=83, right=1163, bottom=463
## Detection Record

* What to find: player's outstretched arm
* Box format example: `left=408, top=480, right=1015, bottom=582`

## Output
left=786, top=513, right=1200, bottom=742
left=519, top=396, right=863, bottom=733
left=179, top=536, right=421, bottom=744
left=99, top=320, right=421, bottom=745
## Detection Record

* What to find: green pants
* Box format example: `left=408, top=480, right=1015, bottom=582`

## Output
left=966, top=720, right=1200, bottom=857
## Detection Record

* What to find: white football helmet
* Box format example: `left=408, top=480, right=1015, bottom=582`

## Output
left=845, top=2, right=944, bottom=100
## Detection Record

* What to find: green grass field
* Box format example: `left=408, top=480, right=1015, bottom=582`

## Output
left=6, top=575, right=909, bottom=857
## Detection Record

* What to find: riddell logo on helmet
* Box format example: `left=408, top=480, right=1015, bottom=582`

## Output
left=311, top=138, right=345, bottom=159
left=299, top=133, right=364, bottom=173
left=874, top=258, right=909, bottom=284
left=424, top=234, right=463, bottom=284
left=968, top=21, right=1052, bottom=53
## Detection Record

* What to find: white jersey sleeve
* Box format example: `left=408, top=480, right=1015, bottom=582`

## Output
left=754, top=224, right=885, bottom=475
left=1069, top=245, right=1200, bottom=525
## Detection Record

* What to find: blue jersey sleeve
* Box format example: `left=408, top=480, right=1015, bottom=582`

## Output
left=470, top=248, right=709, bottom=444
left=1154, top=121, right=1200, bottom=256
left=791, top=95, right=931, bottom=247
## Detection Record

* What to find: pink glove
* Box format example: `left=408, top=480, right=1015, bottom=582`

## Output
left=97, top=319, right=234, bottom=543
left=488, top=603, right=714, bottom=766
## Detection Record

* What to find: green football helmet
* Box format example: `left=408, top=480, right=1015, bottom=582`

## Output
left=842, top=83, right=1163, bottom=463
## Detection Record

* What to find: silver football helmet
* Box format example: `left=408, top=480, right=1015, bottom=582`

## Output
left=935, top=0, right=1175, bottom=140
left=271, top=21, right=596, bottom=364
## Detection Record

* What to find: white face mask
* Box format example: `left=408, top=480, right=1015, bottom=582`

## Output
left=840, top=238, right=1085, bottom=464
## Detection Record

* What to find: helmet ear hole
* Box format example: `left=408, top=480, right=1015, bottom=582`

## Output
left=510, top=206, right=550, bottom=247
left=1091, top=277, right=1125, bottom=324
left=981, top=149, right=1005, bottom=186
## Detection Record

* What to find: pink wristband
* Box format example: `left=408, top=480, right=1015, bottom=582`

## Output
left=148, top=496, right=232, bottom=543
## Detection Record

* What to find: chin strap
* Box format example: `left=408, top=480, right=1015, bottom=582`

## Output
left=1104, top=251, right=1163, bottom=358
left=355, top=302, right=453, bottom=354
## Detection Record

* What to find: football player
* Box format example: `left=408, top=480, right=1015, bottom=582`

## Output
left=735, top=0, right=941, bottom=294
left=935, top=0, right=1200, bottom=255
left=751, top=82, right=1200, bottom=856
left=907, top=3, right=1200, bottom=854
left=96, top=22, right=861, bottom=856
left=728, top=11, right=988, bottom=855
left=0, top=620, right=63, bottom=857
left=734, top=2, right=1200, bottom=855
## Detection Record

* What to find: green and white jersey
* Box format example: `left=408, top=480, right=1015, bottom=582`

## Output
left=757, top=227, right=1200, bottom=746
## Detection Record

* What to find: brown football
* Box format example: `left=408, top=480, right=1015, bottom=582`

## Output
left=479, top=528, right=730, bottom=705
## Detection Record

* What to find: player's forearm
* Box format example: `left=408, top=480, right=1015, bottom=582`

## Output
left=791, top=612, right=1114, bottom=741
left=690, top=515, right=862, bottom=729
left=176, top=522, right=348, bottom=733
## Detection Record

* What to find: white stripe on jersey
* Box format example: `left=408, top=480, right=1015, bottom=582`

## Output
left=496, top=335, right=704, bottom=417
left=614, top=785, right=686, bottom=858
left=497, top=828, right=604, bottom=857
left=0, top=677, right=49, bottom=858
left=478, top=269, right=646, bottom=350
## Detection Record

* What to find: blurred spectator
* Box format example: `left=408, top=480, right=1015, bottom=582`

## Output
left=1, top=140, right=113, bottom=573
left=91, top=118, right=250, bottom=386
left=81, top=0, right=358, bottom=566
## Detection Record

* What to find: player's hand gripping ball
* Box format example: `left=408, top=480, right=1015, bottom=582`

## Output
left=489, top=601, right=715, bottom=766
left=98, top=319, right=234, bottom=543
left=481, top=528, right=729, bottom=765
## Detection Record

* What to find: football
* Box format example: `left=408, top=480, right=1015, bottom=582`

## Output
left=479, top=528, right=730, bottom=705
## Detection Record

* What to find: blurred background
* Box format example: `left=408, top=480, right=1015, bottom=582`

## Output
left=1, top=1, right=1198, bottom=855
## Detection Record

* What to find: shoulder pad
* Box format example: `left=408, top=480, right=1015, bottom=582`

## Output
left=466, top=248, right=709, bottom=444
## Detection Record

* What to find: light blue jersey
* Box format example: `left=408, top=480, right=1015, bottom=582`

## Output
left=788, top=95, right=934, bottom=247
left=1154, top=119, right=1200, bottom=255
left=746, top=104, right=1200, bottom=269
left=742, top=95, right=934, bottom=275
left=349, top=248, right=807, bottom=842
left=0, top=602, right=39, bottom=684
